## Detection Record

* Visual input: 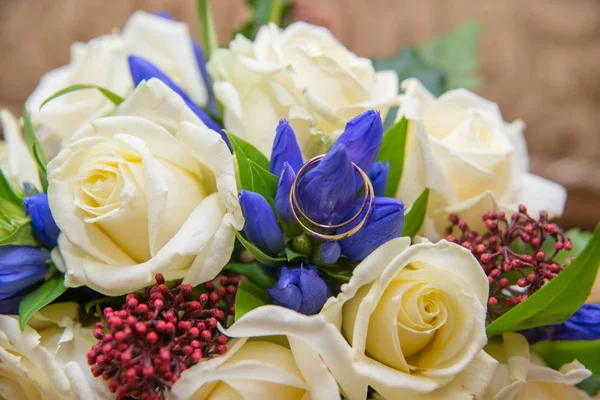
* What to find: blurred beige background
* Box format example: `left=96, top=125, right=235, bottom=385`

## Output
left=0, top=0, right=599, bottom=233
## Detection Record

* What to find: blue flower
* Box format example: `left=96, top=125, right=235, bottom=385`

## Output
left=338, top=197, right=405, bottom=261
left=274, top=163, right=296, bottom=224
left=0, top=246, right=50, bottom=314
left=330, top=110, right=383, bottom=175
left=269, top=120, right=304, bottom=177
left=23, top=194, right=60, bottom=249
left=317, top=241, right=341, bottom=265
left=127, top=55, right=224, bottom=139
left=553, top=304, right=600, bottom=341
left=297, top=146, right=357, bottom=225
left=239, top=190, right=285, bottom=255
left=268, top=266, right=330, bottom=315
left=369, top=161, right=390, bottom=197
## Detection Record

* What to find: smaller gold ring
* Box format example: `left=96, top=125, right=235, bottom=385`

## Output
left=289, top=155, right=374, bottom=241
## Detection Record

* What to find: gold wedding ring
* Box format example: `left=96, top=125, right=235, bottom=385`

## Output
left=289, top=155, right=374, bottom=241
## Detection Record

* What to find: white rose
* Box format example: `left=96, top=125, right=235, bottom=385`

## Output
left=208, top=22, right=399, bottom=157
left=483, top=332, right=592, bottom=400
left=170, top=337, right=340, bottom=400
left=0, top=303, right=110, bottom=400
left=47, top=78, right=243, bottom=296
left=222, top=238, right=497, bottom=400
left=26, top=11, right=209, bottom=156
left=396, top=78, right=567, bottom=239
left=0, top=109, right=41, bottom=190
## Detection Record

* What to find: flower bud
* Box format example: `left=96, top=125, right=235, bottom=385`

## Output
left=239, top=190, right=284, bottom=255
left=292, top=233, right=313, bottom=256
left=23, top=193, right=60, bottom=249
left=338, top=197, right=405, bottom=261
left=314, top=241, right=341, bottom=265
left=267, top=266, right=330, bottom=315
left=274, top=163, right=296, bottom=225
left=369, top=160, right=390, bottom=197
left=269, top=120, right=303, bottom=177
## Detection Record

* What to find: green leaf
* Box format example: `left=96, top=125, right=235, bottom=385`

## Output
left=234, top=229, right=286, bottom=267
left=22, top=107, right=48, bottom=191
left=316, top=263, right=354, bottom=284
left=197, top=0, right=219, bottom=60
left=0, top=170, right=24, bottom=206
left=285, top=247, right=307, bottom=263
left=0, top=200, right=38, bottom=246
left=578, top=374, right=600, bottom=397
left=249, top=160, right=278, bottom=207
left=402, top=188, right=429, bottom=238
left=373, top=48, right=444, bottom=96
left=486, top=223, right=600, bottom=337
left=39, top=84, right=124, bottom=110
left=18, top=274, right=66, bottom=331
left=235, top=279, right=270, bottom=321
left=224, top=262, right=276, bottom=288
left=377, top=117, right=408, bottom=198
left=226, top=131, right=270, bottom=171
left=532, top=339, right=600, bottom=374
left=417, top=20, right=483, bottom=92
left=556, top=229, right=594, bottom=265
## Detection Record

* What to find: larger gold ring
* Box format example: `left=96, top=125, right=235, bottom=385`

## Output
left=289, top=155, right=374, bottom=241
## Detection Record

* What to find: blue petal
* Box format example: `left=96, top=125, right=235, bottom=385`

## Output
left=127, top=55, right=225, bottom=142
left=338, top=197, right=405, bottom=261
left=319, top=241, right=341, bottom=265
left=154, top=10, right=175, bottom=20
left=554, top=304, right=600, bottom=341
left=239, top=190, right=285, bottom=255
left=192, top=41, right=218, bottom=115
left=275, top=163, right=296, bottom=224
left=23, top=194, right=60, bottom=249
left=270, top=120, right=304, bottom=177
left=298, top=267, right=330, bottom=315
left=298, top=146, right=357, bottom=225
left=0, top=287, right=35, bottom=314
left=369, top=161, right=390, bottom=197
left=331, top=110, right=383, bottom=175
left=0, top=246, right=49, bottom=298
left=277, top=267, right=301, bottom=287
left=268, top=281, right=303, bottom=312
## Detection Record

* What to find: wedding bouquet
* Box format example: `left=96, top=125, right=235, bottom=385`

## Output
left=1, top=2, right=599, bottom=399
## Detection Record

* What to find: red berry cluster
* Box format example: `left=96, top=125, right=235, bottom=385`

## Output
left=87, top=274, right=241, bottom=400
left=446, top=205, right=572, bottom=322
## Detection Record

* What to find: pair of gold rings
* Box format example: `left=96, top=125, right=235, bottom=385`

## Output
left=288, top=155, right=374, bottom=241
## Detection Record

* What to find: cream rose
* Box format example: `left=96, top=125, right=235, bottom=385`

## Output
left=483, top=332, right=592, bottom=400
left=222, top=238, right=497, bottom=400
left=47, top=78, right=243, bottom=296
left=170, top=337, right=340, bottom=400
left=26, top=11, right=209, bottom=156
left=208, top=22, right=399, bottom=157
left=0, top=303, right=110, bottom=400
left=396, top=78, right=567, bottom=239
left=0, top=109, right=42, bottom=190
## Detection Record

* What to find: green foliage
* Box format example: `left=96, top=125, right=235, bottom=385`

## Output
left=39, top=84, right=124, bottom=110
left=224, top=262, right=276, bottom=288
left=372, top=21, right=482, bottom=96
left=402, top=188, right=429, bottom=238
left=236, top=0, right=292, bottom=39
left=18, top=274, right=66, bottom=331
left=0, top=170, right=25, bottom=207
left=0, top=199, right=38, bottom=246
left=196, top=0, right=219, bottom=59
left=235, top=279, right=270, bottom=321
left=234, top=229, right=286, bottom=267
left=486, top=223, right=600, bottom=337
left=22, top=108, right=48, bottom=191
left=376, top=117, right=408, bottom=198
left=226, top=131, right=278, bottom=207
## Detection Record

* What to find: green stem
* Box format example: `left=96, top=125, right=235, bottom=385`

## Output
left=268, top=0, right=283, bottom=25
left=197, top=0, right=219, bottom=60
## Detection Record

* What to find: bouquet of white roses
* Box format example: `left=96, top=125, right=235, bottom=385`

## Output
left=1, top=2, right=599, bottom=400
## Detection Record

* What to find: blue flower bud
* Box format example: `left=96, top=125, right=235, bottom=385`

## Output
left=23, top=194, right=60, bottom=249
left=268, top=266, right=330, bottom=315
left=127, top=55, right=224, bottom=139
left=317, top=241, right=341, bottom=265
left=153, top=10, right=175, bottom=20
left=338, top=197, right=405, bottom=261
left=270, top=120, right=304, bottom=177
left=369, top=161, right=390, bottom=197
left=554, top=304, right=600, bottom=341
left=331, top=110, right=383, bottom=175
left=239, top=190, right=285, bottom=255
left=275, top=163, right=296, bottom=224
left=298, top=146, right=357, bottom=225
left=0, top=246, right=50, bottom=313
